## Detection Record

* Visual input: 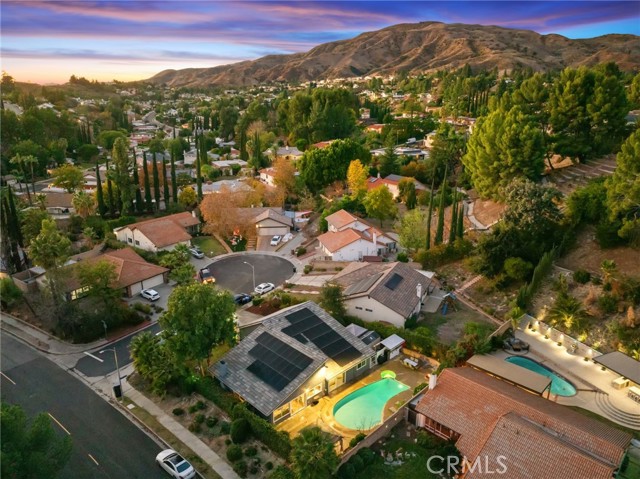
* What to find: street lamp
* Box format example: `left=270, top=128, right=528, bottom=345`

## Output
left=100, top=348, right=122, bottom=399
left=243, top=261, right=255, bottom=291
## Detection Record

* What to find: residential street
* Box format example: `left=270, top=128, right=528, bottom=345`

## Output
left=1, top=334, right=165, bottom=479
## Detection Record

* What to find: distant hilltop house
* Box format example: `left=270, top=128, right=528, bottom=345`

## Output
left=365, top=123, right=385, bottom=134
left=318, top=209, right=396, bottom=261
left=113, top=212, right=200, bottom=252
left=333, top=261, right=431, bottom=328
left=267, top=146, right=303, bottom=162
left=201, top=179, right=252, bottom=195
left=366, top=174, right=427, bottom=199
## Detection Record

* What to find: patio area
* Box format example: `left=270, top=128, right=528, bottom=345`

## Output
left=491, top=323, right=640, bottom=430
left=276, top=355, right=436, bottom=446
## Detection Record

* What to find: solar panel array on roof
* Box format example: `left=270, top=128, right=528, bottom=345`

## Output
left=284, top=308, right=361, bottom=367
left=246, top=332, right=313, bottom=391
left=344, top=272, right=383, bottom=295
left=384, top=273, right=404, bottom=290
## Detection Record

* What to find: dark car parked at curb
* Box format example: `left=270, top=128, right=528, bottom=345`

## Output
left=234, top=293, right=253, bottom=305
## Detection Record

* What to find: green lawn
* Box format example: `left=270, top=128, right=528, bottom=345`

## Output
left=191, top=236, right=227, bottom=257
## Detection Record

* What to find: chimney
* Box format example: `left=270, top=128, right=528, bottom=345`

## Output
left=377, top=172, right=381, bottom=179
left=428, top=373, right=437, bottom=390
left=416, top=283, right=422, bottom=300
left=191, top=210, right=196, bottom=218
left=218, top=360, right=228, bottom=378
left=372, top=231, right=377, bottom=252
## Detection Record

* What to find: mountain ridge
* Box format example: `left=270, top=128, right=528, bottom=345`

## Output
left=147, top=21, right=640, bottom=87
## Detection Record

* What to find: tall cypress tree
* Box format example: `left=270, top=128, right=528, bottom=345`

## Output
left=448, top=190, right=458, bottom=244
left=95, top=161, right=106, bottom=217
left=434, top=166, right=448, bottom=246
left=195, top=120, right=203, bottom=201
left=425, top=176, right=436, bottom=251
left=457, top=194, right=465, bottom=239
left=142, top=152, right=152, bottom=212
left=152, top=152, right=161, bottom=209
left=104, top=157, right=115, bottom=217
left=131, top=149, right=143, bottom=213
left=6, top=187, right=23, bottom=247
left=170, top=143, right=178, bottom=203
left=1, top=192, right=22, bottom=273
left=162, top=158, right=170, bottom=209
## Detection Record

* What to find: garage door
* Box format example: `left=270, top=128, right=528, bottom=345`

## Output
left=142, top=275, right=165, bottom=290
left=130, top=282, right=143, bottom=296
left=257, top=226, right=288, bottom=236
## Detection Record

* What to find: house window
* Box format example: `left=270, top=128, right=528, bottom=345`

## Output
left=127, top=237, right=132, bottom=243
left=356, top=359, right=368, bottom=370
left=306, top=382, right=323, bottom=400
left=365, top=308, right=373, bottom=312
left=69, top=285, right=90, bottom=301
left=355, top=306, right=363, bottom=311
left=135, top=240, right=140, bottom=246
left=273, top=403, right=289, bottom=422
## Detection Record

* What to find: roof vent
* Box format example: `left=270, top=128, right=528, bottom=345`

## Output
left=218, top=360, right=228, bottom=378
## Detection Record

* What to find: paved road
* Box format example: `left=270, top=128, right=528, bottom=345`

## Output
left=207, top=254, right=295, bottom=294
left=74, top=322, right=161, bottom=377
left=1, top=334, right=165, bottom=479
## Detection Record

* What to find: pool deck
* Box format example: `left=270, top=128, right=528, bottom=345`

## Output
left=277, top=355, right=437, bottom=445
left=490, top=328, right=640, bottom=430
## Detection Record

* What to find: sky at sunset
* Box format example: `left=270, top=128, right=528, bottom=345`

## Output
left=2, top=1, right=639, bottom=85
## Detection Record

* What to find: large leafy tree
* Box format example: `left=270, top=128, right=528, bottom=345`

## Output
left=20, top=208, right=50, bottom=247
left=130, top=332, right=181, bottom=395
left=363, top=185, right=397, bottom=227
left=290, top=427, right=339, bottom=479
left=298, top=139, right=371, bottom=192
left=397, top=208, right=428, bottom=252
left=159, top=244, right=195, bottom=285
left=51, top=164, right=84, bottom=193
left=160, top=283, right=236, bottom=375
left=588, top=67, right=628, bottom=157
left=318, top=283, right=346, bottom=322
left=76, top=259, right=119, bottom=310
left=463, top=105, right=545, bottom=199
left=346, top=159, right=368, bottom=197
left=1, top=403, right=73, bottom=479
left=606, top=130, right=640, bottom=246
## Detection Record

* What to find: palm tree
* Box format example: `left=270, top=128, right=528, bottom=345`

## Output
left=600, top=260, right=617, bottom=284
left=130, top=332, right=158, bottom=379
left=290, top=427, right=339, bottom=479
left=72, top=191, right=96, bottom=219
left=10, top=154, right=38, bottom=205
left=547, top=292, right=590, bottom=334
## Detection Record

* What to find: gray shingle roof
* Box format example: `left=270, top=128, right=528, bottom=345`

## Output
left=210, top=301, right=371, bottom=416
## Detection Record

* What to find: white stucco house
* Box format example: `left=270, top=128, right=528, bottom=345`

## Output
left=113, top=212, right=200, bottom=252
left=333, top=262, right=431, bottom=328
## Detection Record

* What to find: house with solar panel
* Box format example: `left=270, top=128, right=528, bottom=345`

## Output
left=211, top=301, right=374, bottom=424
left=333, top=262, right=431, bottom=328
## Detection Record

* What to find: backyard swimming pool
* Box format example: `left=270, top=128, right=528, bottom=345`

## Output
left=333, top=378, right=409, bottom=430
left=506, top=356, right=577, bottom=396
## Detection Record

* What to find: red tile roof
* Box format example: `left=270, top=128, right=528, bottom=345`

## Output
left=124, top=212, right=199, bottom=248
left=416, top=367, right=631, bottom=479
left=318, top=229, right=362, bottom=253
left=325, top=209, right=358, bottom=230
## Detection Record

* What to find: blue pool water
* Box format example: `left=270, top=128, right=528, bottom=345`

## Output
left=333, top=379, right=409, bottom=430
left=505, top=356, right=577, bottom=396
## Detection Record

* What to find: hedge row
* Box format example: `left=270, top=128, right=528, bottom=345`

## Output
left=232, top=404, right=292, bottom=459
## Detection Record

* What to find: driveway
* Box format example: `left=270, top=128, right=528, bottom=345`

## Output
left=206, top=254, right=295, bottom=294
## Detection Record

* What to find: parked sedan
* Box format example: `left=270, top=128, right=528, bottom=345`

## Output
left=140, top=289, right=160, bottom=301
left=234, top=293, right=253, bottom=305
left=189, top=247, right=205, bottom=259
left=156, top=449, right=196, bottom=479
left=270, top=235, right=282, bottom=246
left=254, top=282, right=275, bottom=295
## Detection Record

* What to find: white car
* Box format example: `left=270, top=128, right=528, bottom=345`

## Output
left=254, top=282, right=275, bottom=295
left=282, top=233, right=293, bottom=243
left=270, top=235, right=282, bottom=246
left=156, top=449, right=196, bottom=479
left=140, top=289, right=160, bottom=301
left=189, top=247, right=205, bottom=259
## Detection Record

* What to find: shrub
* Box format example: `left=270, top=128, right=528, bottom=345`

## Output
left=349, top=432, right=366, bottom=448
left=265, top=461, right=274, bottom=470
left=269, top=465, right=295, bottom=479
left=0, top=278, right=23, bottom=310
left=504, top=257, right=533, bottom=282
left=232, top=404, right=292, bottom=459
left=249, top=465, right=259, bottom=475
left=349, top=455, right=365, bottom=473
left=233, top=460, right=248, bottom=478
left=196, top=400, right=207, bottom=410
left=598, top=293, right=618, bottom=314
left=230, top=418, right=251, bottom=443
left=573, top=269, right=591, bottom=284
left=220, top=421, right=231, bottom=434
left=295, top=247, right=307, bottom=256
left=225, top=438, right=232, bottom=446
left=396, top=251, right=409, bottom=262
left=405, top=314, right=418, bottom=329
left=413, top=382, right=428, bottom=394
left=188, top=421, right=201, bottom=433
left=337, top=463, right=355, bottom=479
left=132, top=302, right=152, bottom=314
left=188, top=404, right=199, bottom=414
left=226, top=444, right=243, bottom=462
left=303, top=264, right=313, bottom=274
left=194, top=413, right=206, bottom=424
left=206, top=416, right=218, bottom=428
left=244, top=446, right=257, bottom=457
left=172, top=408, right=185, bottom=416
left=252, top=296, right=263, bottom=306
left=357, top=447, right=376, bottom=464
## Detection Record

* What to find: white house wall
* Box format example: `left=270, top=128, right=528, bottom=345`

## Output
left=344, top=295, right=407, bottom=328
left=330, top=239, right=378, bottom=261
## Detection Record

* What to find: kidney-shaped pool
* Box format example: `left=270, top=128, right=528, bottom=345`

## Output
left=506, top=356, right=577, bottom=396
left=333, top=378, right=409, bottom=430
